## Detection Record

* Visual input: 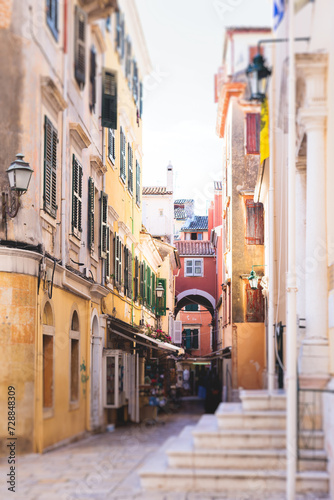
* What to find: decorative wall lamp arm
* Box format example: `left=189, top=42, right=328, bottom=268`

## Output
left=248, top=264, right=267, bottom=290
left=2, top=154, right=33, bottom=220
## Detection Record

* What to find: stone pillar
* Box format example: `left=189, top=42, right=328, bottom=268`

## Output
left=297, top=54, right=329, bottom=386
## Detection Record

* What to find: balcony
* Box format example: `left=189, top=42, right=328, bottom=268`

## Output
left=79, top=0, right=118, bottom=21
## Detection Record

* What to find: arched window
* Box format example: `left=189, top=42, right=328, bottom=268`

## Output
left=42, top=301, right=55, bottom=413
left=70, top=310, right=80, bottom=404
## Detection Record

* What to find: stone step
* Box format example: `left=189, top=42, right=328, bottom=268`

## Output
left=240, top=389, right=286, bottom=411
left=216, top=402, right=286, bottom=430
left=193, top=425, right=325, bottom=451
left=140, top=464, right=329, bottom=495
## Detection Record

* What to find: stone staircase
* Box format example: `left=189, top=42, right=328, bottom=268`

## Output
left=140, top=390, right=330, bottom=497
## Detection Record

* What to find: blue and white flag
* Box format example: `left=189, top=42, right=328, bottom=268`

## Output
left=273, top=0, right=285, bottom=31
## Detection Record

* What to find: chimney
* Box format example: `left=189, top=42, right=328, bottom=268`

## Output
left=167, top=161, right=173, bottom=193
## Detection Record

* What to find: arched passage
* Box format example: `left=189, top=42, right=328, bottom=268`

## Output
left=175, top=289, right=216, bottom=319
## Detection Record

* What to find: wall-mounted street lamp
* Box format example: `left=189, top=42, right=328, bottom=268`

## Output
left=2, top=154, right=34, bottom=219
left=156, top=282, right=165, bottom=300
left=246, top=53, right=272, bottom=102
left=248, top=265, right=266, bottom=290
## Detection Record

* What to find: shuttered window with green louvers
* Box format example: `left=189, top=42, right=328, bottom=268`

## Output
left=124, top=246, right=128, bottom=293
left=108, top=128, right=115, bottom=164
left=151, top=273, right=156, bottom=312
left=72, top=155, right=83, bottom=238
left=105, top=227, right=110, bottom=282
left=140, top=262, right=144, bottom=303
left=156, top=278, right=167, bottom=316
left=46, top=0, right=58, bottom=41
left=88, top=177, right=95, bottom=251
left=134, top=257, right=139, bottom=301
left=136, top=160, right=140, bottom=206
left=43, top=116, right=58, bottom=218
left=132, top=60, right=138, bottom=103
left=125, top=36, right=132, bottom=84
left=139, top=82, right=143, bottom=118
left=143, top=261, right=147, bottom=304
left=89, top=47, right=96, bottom=113
left=146, top=266, right=151, bottom=307
left=127, top=249, right=132, bottom=299
left=120, top=128, right=126, bottom=182
left=74, top=5, right=87, bottom=88
left=102, top=69, right=117, bottom=129
left=100, top=191, right=108, bottom=259
left=128, top=143, right=133, bottom=194
left=114, top=234, right=119, bottom=284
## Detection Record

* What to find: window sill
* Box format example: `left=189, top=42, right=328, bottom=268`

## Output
left=69, top=234, right=81, bottom=249
left=40, top=209, right=58, bottom=229
left=43, top=407, right=54, bottom=419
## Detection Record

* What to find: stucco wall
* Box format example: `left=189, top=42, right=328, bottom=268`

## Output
left=235, top=322, right=265, bottom=390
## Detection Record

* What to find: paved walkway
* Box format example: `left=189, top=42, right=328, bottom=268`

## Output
left=0, top=399, right=330, bottom=500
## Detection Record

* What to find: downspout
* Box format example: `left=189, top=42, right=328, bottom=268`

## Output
left=101, top=44, right=106, bottom=286
left=61, top=0, right=68, bottom=266
left=286, top=2, right=297, bottom=499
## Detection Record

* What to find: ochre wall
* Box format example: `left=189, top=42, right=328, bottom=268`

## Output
left=235, top=322, right=265, bottom=390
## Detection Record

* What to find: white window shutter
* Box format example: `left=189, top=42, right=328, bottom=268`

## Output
left=174, top=321, right=182, bottom=344
left=168, top=315, right=174, bottom=342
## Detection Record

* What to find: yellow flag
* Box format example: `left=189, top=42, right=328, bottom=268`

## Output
left=260, top=97, right=269, bottom=164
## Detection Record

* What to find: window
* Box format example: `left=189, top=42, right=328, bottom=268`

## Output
left=108, top=129, right=115, bottom=164
left=123, top=246, right=132, bottom=298
left=46, top=0, right=58, bottom=41
left=88, top=177, right=95, bottom=251
left=43, top=116, right=58, bottom=218
left=136, top=160, right=141, bottom=206
left=125, top=36, right=132, bottom=83
left=132, top=60, right=138, bottom=103
left=105, top=226, right=110, bottom=283
left=245, top=199, right=264, bottom=244
left=245, top=283, right=264, bottom=322
left=191, top=233, right=197, bottom=240
left=128, top=143, right=133, bottom=194
left=71, top=155, right=83, bottom=239
left=183, top=328, right=199, bottom=350
left=74, top=5, right=87, bottom=88
left=89, top=47, right=96, bottom=113
left=116, top=11, right=125, bottom=58
left=120, top=127, right=126, bottom=182
left=139, top=81, right=143, bottom=119
left=184, top=258, right=203, bottom=277
left=102, top=69, right=117, bottom=129
left=70, top=311, right=80, bottom=403
left=185, top=304, right=199, bottom=312
left=114, top=234, right=122, bottom=286
left=42, top=302, right=54, bottom=413
left=134, top=257, right=139, bottom=301
left=100, top=191, right=108, bottom=258
left=156, top=278, right=166, bottom=316
left=197, top=233, right=203, bottom=241
left=246, top=113, right=260, bottom=154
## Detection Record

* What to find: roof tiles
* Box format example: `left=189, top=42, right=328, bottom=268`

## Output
left=174, top=240, right=214, bottom=256
left=181, top=215, right=208, bottom=231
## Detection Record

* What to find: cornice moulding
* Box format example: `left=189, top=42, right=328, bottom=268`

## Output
left=69, top=122, right=91, bottom=150
left=41, top=76, right=68, bottom=114
left=90, top=154, right=107, bottom=175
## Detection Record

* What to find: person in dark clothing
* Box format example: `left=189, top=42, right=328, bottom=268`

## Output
left=204, top=369, right=221, bottom=414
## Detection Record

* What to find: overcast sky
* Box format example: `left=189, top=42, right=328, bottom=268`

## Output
left=135, top=0, right=272, bottom=213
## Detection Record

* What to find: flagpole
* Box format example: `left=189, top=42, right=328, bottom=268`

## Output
left=286, top=0, right=297, bottom=498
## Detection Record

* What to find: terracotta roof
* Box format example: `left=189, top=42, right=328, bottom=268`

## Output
left=143, top=187, right=172, bottom=195
left=174, top=207, right=187, bottom=220
left=174, top=199, right=194, bottom=204
left=174, top=240, right=214, bottom=256
left=214, top=181, right=222, bottom=190
left=181, top=215, right=208, bottom=231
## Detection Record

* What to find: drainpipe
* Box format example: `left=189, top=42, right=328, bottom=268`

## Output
left=286, top=2, right=297, bottom=498
left=61, top=0, right=68, bottom=265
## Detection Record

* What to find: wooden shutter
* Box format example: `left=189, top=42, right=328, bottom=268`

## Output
left=245, top=199, right=264, bottom=244
left=102, top=69, right=117, bottom=129
left=246, top=113, right=260, bottom=154
left=89, top=47, right=96, bottom=113
left=128, top=143, right=133, bottom=193
left=136, top=160, right=140, bottom=205
left=132, top=60, right=138, bottom=103
left=134, top=257, right=139, bottom=301
left=72, top=155, right=83, bottom=237
left=151, top=273, right=156, bottom=311
left=192, top=329, right=199, bottom=349
left=88, top=177, right=95, bottom=250
left=100, top=191, right=108, bottom=258
left=147, top=267, right=151, bottom=307
left=108, top=128, right=115, bottom=164
left=120, top=128, right=126, bottom=181
left=128, top=250, right=132, bottom=299
left=114, top=234, right=119, bottom=283
left=139, top=82, right=143, bottom=118
left=126, top=37, right=132, bottom=82
left=140, top=262, right=144, bottom=302
left=105, top=227, right=110, bottom=281
left=124, top=246, right=128, bottom=293
left=143, top=261, right=147, bottom=304
left=185, top=329, right=191, bottom=350
left=246, top=283, right=265, bottom=322
left=74, top=6, right=87, bottom=88
left=156, top=278, right=166, bottom=316
left=43, top=116, right=58, bottom=218
left=174, top=321, right=182, bottom=344
left=119, top=242, right=123, bottom=287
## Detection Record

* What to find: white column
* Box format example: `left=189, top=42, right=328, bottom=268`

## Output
left=297, top=54, right=329, bottom=385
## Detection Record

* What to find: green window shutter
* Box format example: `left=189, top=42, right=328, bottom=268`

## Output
left=128, top=143, right=133, bottom=194
left=124, top=246, right=128, bottom=293
left=100, top=191, right=108, bottom=258
left=46, top=0, right=58, bottom=41
left=119, top=242, right=123, bottom=287
left=102, top=69, right=117, bottom=129
left=156, top=278, right=166, bottom=316
left=72, top=155, right=83, bottom=238
left=140, top=262, right=144, bottom=302
left=74, top=5, right=87, bottom=88
left=192, top=329, right=199, bottom=349
left=128, top=250, right=132, bottom=299
left=114, top=234, right=119, bottom=284
left=43, top=116, right=58, bottom=218
left=88, top=177, right=95, bottom=251
left=152, top=273, right=156, bottom=311
left=143, top=261, right=147, bottom=304
left=120, top=128, right=126, bottom=182
left=139, top=81, right=143, bottom=118
left=185, top=304, right=198, bottom=312
left=108, top=128, right=115, bottom=164
left=125, top=36, right=132, bottom=82
left=132, top=60, right=138, bottom=103
left=146, top=267, right=151, bottom=307
left=89, top=47, right=96, bottom=113
left=105, top=227, right=110, bottom=282
left=136, top=160, right=141, bottom=205
left=134, top=257, right=139, bottom=301
left=185, top=329, right=191, bottom=350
